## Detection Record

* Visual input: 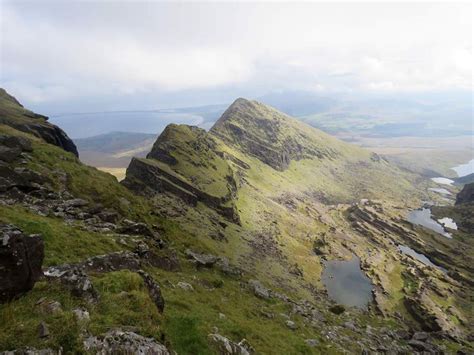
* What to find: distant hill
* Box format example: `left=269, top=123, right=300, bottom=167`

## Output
left=454, top=173, right=474, bottom=185
left=74, top=132, right=157, bottom=178
left=75, top=131, right=157, bottom=154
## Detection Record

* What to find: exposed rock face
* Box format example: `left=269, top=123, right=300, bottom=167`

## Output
left=0, top=88, right=78, bottom=156
left=0, top=134, right=32, bottom=163
left=210, top=98, right=337, bottom=171
left=138, top=270, right=165, bottom=313
left=456, top=182, right=474, bottom=205
left=0, top=224, right=44, bottom=302
left=122, top=124, right=240, bottom=223
left=185, top=249, right=219, bottom=268
left=83, top=329, right=170, bottom=354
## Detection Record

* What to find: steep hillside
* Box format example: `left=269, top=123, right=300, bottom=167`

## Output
left=0, top=89, right=78, bottom=156
left=1, top=92, right=472, bottom=354
left=123, top=98, right=473, bottom=352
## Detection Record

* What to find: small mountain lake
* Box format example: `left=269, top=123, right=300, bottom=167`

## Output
left=398, top=245, right=446, bottom=273
left=431, top=177, right=454, bottom=185
left=407, top=208, right=452, bottom=238
left=428, top=187, right=451, bottom=195
left=321, top=257, right=373, bottom=309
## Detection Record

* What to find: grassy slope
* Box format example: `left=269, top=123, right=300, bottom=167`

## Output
left=1, top=96, right=470, bottom=353
left=0, top=125, right=366, bottom=354
left=140, top=100, right=430, bottom=308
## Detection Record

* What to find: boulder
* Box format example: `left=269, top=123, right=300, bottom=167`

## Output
left=285, top=320, right=297, bottom=330
left=35, top=299, right=62, bottom=315
left=38, top=322, right=49, bottom=338
left=0, top=224, right=44, bottom=302
left=305, top=339, right=319, bottom=347
left=247, top=280, right=271, bottom=300
left=138, top=271, right=165, bottom=313
left=117, top=219, right=155, bottom=237
left=83, top=329, right=170, bottom=354
left=177, top=282, right=194, bottom=291
left=185, top=249, right=218, bottom=268
left=208, top=333, right=253, bottom=355
left=81, top=252, right=141, bottom=273
left=72, top=307, right=90, bottom=322
left=216, top=257, right=242, bottom=277
left=44, top=267, right=98, bottom=303
left=142, top=249, right=181, bottom=272
left=0, top=135, right=32, bottom=163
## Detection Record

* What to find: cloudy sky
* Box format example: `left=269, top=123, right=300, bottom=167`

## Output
left=1, top=1, right=472, bottom=113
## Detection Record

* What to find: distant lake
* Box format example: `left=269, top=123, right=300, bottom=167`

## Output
left=431, top=177, right=454, bottom=185
left=50, top=111, right=205, bottom=139
left=321, top=257, right=373, bottom=309
left=398, top=245, right=447, bottom=273
left=452, top=159, right=474, bottom=178
left=407, top=208, right=451, bottom=238
left=428, top=187, right=451, bottom=195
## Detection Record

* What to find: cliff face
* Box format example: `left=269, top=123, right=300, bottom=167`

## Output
left=210, top=98, right=340, bottom=171
left=122, top=124, right=239, bottom=223
left=456, top=182, right=474, bottom=205
left=122, top=98, right=414, bottom=225
left=0, top=88, right=78, bottom=156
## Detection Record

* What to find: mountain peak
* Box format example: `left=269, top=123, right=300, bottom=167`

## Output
left=210, top=97, right=342, bottom=171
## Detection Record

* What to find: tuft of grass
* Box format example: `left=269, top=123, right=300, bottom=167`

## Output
left=165, top=316, right=211, bottom=355
left=89, top=271, right=163, bottom=338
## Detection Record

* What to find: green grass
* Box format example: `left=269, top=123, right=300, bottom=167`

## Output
left=89, top=271, right=163, bottom=338
left=0, top=282, right=84, bottom=352
left=165, top=316, right=211, bottom=355
left=0, top=205, right=124, bottom=266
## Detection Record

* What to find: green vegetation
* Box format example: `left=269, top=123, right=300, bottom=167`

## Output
left=0, top=205, right=124, bottom=266
left=1, top=93, right=472, bottom=353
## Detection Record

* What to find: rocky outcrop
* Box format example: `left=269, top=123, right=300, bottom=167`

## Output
left=83, top=329, right=170, bottom=354
left=208, top=333, right=253, bottom=355
left=185, top=249, right=219, bottom=268
left=123, top=157, right=240, bottom=224
left=247, top=279, right=271, bottom=300
left=404, top=289, right=461, bottom=338
left=456, top=182, right=474, bottom=205
left=0, top=88, right=78, bottom=156
left=138, top=271, right=165, bottom=313
left=0, top=224, right=44, bottom=302
left=44, top=266, right=99, bottom=303
left=0, top=134, right=32, bottom=163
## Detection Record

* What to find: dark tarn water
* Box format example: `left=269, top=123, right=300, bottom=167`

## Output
left=321, top=257, right=373, bottom=309
left=398, top=245, right=447, bottom=273
left=407, top=208, right=451, bottom=238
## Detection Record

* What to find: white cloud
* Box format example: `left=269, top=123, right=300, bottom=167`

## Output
left=0, top=1, right=472, bottom=107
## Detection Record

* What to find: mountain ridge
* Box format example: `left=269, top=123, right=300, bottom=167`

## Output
left=0, top=89, right=78, bottom=156
left=0, top=90, right=472, bottom=353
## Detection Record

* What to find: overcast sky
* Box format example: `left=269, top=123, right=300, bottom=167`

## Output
left=1, top=1, right=472, bottom=112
